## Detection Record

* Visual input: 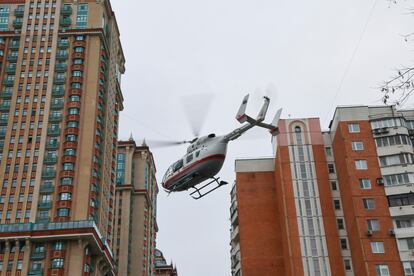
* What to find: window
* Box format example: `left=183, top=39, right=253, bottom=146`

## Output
left=333, top=200, right=341, bottom=210
left=325, top=147, right=332, bottom=156
left=367, top=219, right=380, bottom=231
left=352, top=141, right=364, bottom=151
left=376, top=265, right=390, bottom=276
left=344, top=259, right=352, bottom=271
left=61, top=177, right=73, bottom=186
left=355, top=160, right=368, bottom=170
left=371, top=242, right=385, bottom=253
left=337, top=218, right=344, bottom=230
left=340, top=238, right=348, bottom=250
left=16, top=260, right=22, bottom=270
left=59, top=192, right=71, bottom=201
left=331, top=181, right=337, bottom=191
left=398, top=238, right=414, bottom=250
left=328, top=163, right=335, bottom=174
left=396, top=219, right=412, bottom=229
left=380, top=153, right=414, bottom=167
left=363, top=198, right=375, bottom=209
left=383, top=173, right=414, bottom=187
left=57, top=208, right=70, bottom=217
left=51, top=258, right=64, bottom=268
left=359, top=179, right=372, bottom=189
left=53, top=242, right=65, bottom=251
left=348, top=123, right=360, bottom=133
left=403, top=261, right=414, bottom=275
left=76, top=4, right=88, bottom=28
left=389, top=193, right=414, bottom=207
left=375, top=134, right=411, bottom=147
left=371, top=118, right=404, bottom=130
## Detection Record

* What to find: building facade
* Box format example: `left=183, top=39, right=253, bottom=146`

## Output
left=112, top=139, right=158, bottom=276
left=0, top=0, right=124, bottom=275
left=231, top=105, right=414, bottom=276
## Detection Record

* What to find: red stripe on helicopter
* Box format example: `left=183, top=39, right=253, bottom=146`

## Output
left=163, top=154, right=225, bottom=189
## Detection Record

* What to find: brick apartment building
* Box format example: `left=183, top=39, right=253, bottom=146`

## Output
left=0, top=0, right=125, bottom=275
left=231, top=105, right=414, bottom=276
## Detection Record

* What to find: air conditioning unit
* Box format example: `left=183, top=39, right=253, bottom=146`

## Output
left=367, top=230, right=373, bottom=236
left=377, top=178, right=384, bottom=186
left=389, top=229, right=395, bottom=236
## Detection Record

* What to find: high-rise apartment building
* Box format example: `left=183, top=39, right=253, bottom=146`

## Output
left=0, top=0, right=124, bottom=275
left=231, top=105, right=414, bottom=276
left=113, top=139, right=158, bottom=276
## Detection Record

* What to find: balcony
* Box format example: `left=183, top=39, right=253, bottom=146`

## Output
left=43, top=156, right=57, bottom=164
left=231, top=225, right=240, bottom=243
left=14, top=8, right=24, bottom=17
left=61, top=5, right=72, bottom=16
left=5, top=65, right=16, bottom=74
left=60, top=17, right=71, bottom=27
left=0, top=118, right=8, bottom=125
left=50, top=101, right=64, bottom=109
left=56, top=52, right=68, bottom=60
left=0, top=131, right=5, bottom=138
left=28, top=269, right=43, bottom=276
left=42, top=170, right=56, bottom=179
left=47, top=128, right=60, bottom=136
left=49, top=114, right=62, bottom=122
left=46, top=141, right=59, bottom=150
left=7, top=55, right=18, bottom=62
left=9, top=42, right=19, bottom=49
left=3, top=79, right=14, bottom=87
left=30, top=251, right=45, bottom=260
left=38, top=202, right=52, bottom=209
left=58, top=40, right=69, bottom=48
left=39, top=184, right=54, bottom=193
left=0, top=90, right=12, bottom=98
left=55, top=63, right=67, bottom=72
left=12, top=19, right=23, bottom=29
left=53, top=77, right=66, bottom=84
left=0, top=103, right=10, bottom=111
left=52, top=88, right=65, bottom=97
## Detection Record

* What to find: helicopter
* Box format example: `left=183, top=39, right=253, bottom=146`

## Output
left=160, top=94, right=282, bottom=199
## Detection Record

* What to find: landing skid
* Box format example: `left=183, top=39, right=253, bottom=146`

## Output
left=189, top=177, right=228, bottom=200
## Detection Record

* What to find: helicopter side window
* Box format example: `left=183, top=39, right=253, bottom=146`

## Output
left=172, top=159, right=183, bottom=172
left=186, top=154, right=193, bottom=163
left=195, top=151, right=200, bottom=158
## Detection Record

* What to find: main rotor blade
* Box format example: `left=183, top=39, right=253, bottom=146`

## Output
left=181, top=93, right=214, bottom=137
left=144, top=139, right=190, bottom=148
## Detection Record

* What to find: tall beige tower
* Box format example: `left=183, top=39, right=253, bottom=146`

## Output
left=112, top=139, right=159, bottom=276
left=0, top=0, right=124, bottom=275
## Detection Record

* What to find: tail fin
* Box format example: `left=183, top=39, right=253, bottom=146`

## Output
left=269, top=108, right=282, bottom=136
left=256, top=96, right=270, bottom=122
left=236, top=94, right=250, bottom=123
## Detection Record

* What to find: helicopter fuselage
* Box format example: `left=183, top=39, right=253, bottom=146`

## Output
left=162, top=135, right=228, bottom=192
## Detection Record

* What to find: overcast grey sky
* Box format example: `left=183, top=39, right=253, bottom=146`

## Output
left=112, top=1, right=413, bottom=275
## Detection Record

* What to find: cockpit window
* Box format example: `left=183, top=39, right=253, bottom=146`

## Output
left=195, top=151, right=200, bottom=158
left=186, top=154, right=193, bottom=163
left=173, top=159, right=183, bottom=172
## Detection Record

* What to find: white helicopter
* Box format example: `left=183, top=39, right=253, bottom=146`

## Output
left=160, top=94, right=282, bottom=199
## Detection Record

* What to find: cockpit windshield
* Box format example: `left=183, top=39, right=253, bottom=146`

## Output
left=162, top=159, right=184, bottom=183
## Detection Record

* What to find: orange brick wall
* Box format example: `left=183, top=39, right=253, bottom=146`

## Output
left=236, top=171, right=285, bottom=276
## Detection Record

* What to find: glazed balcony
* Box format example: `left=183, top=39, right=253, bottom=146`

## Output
left=42, top=170, right=56, bottom=178
left=45, top=141, right=59, bottom=150
left=38, top=202, right=52, bottom=209
left=0, top=103, right=11, bottom=111
left=50, top=100, right=64, bottom=109
left=53, top=77, right=66, bottom=84
left=30, top=251, right=45, bottom=260
left=54, top=63, right=67, bottom=72
left=49, top=114, right=62, bottom=122
left=47, top=128, right=61, bottom=136
left=7, top=55, right=18, bottom=62
left=0, top=118, right=8, bottom=125
left=58, top=40, right=69, bottom=48
left=5, top=65, right=16, bottom=74
left=52, top=88, right=65, bottom=97
left=12, top=19, right=23, bottom=29
left=39, top=184, right=54, bottom=193
left=14, top=8, right=24, bottom=17
left=0, top=90, right=12, bottom=98
left=61, top=5, right=72, bottom=16
left=56, top=52, right=68, bottom=60
left=43, top=155, right=57, bottom=164
left=59, top=17, right=71, bottom=27
left=9, top=41, right=19, bottom=49
left=3, top=79, right=14, bottom=86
